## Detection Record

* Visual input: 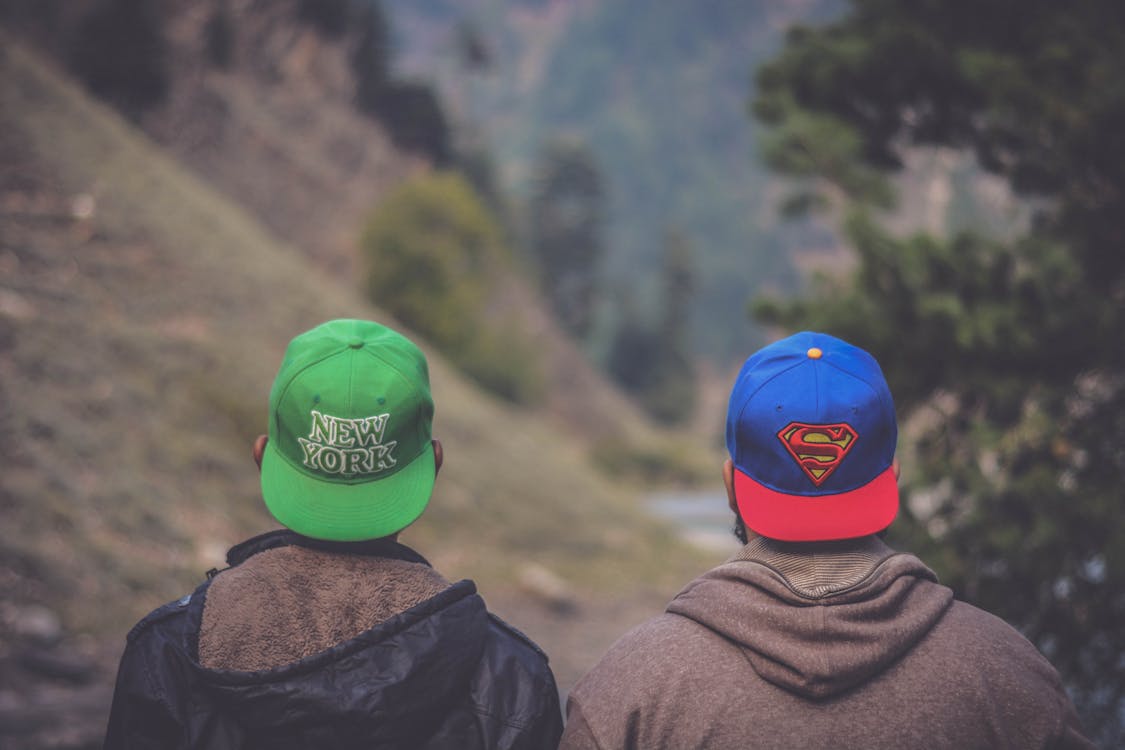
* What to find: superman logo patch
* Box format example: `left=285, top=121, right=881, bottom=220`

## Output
left=777, top=422, right=858, bottom=486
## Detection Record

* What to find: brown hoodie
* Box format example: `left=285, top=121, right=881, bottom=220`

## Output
left=561, top=537, right=1093, bottom=750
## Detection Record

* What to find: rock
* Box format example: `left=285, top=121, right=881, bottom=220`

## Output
left=18, top=648, right=97, bottom=685
left=517, top=564, right=578, bottom=615
left=4, top=604, right=61, bottom=646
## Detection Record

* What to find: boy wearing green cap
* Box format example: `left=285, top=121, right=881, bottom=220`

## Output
left=105, top=319, right=563, bottom=749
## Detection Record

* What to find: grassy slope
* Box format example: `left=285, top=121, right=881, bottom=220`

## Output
left=0, top=37, right=718, bottom=692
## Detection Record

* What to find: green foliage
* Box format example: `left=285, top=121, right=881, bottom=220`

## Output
left=381, top=0, right=843, bottom=360
left=756, top=105, right=895, bottom=209
left=67, top=0, right=169, bottom=116
left=360, top=172, right=542, bottom=404
left=528, top=138, right=606, bottom=341
left=351, top=2, right=451, bottom=166
left=607, top=227, right=698, bottom=425
left=525, top=0, right=806, bottom=360
left=590, top=437, right=710, bottom=487
left=451, top=318, right=543, bottom=406
left=453, top=140, right=508, bottom=232
left=753, top=1, right=1125, bottom=741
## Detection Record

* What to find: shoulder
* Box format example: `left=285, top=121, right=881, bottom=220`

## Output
left=480, top=613, right=557, bottom=690
left=597, top=610, right=722, bottom=665
left=109, top=587, right=204, bottom=733
left=925, top=599, right=1073, bottom=701
left=464, top=612, right=562, bottom=744
left=562, top=613, right=728, bottom=750
left=931, top=600, right=1094, bottom=746
left=115, top=586, right=204, bottom=698
left=571, top=612, right=720, bottom=702
left=487, top=614, right=548, bottom=659
left=938, top=599, right=1053, bottom=662
left=125, top=589, right=198, bottom=645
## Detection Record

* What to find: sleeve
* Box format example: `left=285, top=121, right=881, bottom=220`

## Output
left=102, top=632, right=185, bottom=750
left=1052, top=722, right=1098, bottom=750
left=1049, top=691, right=1098, bottom=750
left=513, top=672, right=564, bottom=750
left=558, top=696, right=605, bottom=750
left=481, top=613, right=564, bottom=750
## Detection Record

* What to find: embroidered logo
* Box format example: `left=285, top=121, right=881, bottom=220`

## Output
left=298, top=410, right=397, bottom=477
left=777, top=422, right=858, bottom=486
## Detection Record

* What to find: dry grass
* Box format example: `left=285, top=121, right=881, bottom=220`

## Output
left=0, top=37, right=718, bottom=679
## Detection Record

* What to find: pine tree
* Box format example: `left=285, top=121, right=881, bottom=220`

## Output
left=752, top=1, right=1125, bottom=741
left=607, top=227, right=697, bottom=424
left=528, top=138, right=606, bottom=341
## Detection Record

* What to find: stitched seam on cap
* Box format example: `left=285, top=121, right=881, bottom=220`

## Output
left=734, top=358, right=807, bottom=426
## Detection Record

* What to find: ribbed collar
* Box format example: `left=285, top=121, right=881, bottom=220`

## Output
left=730, top=535, right=897, bottom=599
left=224, top=529, right=430, bottom=568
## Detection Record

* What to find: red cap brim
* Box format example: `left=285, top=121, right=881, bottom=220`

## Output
left=733, top=464, right=899, bottom=542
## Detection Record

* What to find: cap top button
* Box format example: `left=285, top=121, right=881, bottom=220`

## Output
left=807, top=347, right=823, bottom=359
left=348, top=338, right=365, bottom=349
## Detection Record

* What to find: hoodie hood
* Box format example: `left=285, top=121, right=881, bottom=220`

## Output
left=667, top=536, right=953, bottom=699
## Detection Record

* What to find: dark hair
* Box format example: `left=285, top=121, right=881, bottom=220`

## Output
left=733, top=514, right=749, bottom=545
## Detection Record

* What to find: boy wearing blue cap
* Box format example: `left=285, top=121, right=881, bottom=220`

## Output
left=560, top=332, right=1092, bottom=750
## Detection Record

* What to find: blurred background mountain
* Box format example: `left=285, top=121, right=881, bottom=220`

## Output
left=385, top=0, right=836, bottom=363
left=1, top=0, right=1121, bottom=746
left=381, top=0, right=1029, bottom=422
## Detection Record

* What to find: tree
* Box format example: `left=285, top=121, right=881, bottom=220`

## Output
left=607, top=227, right=697, bottom=424
left=528, top=138, right=606, bottom=341
left=359, top=172, right=541, bottom=403
left=753, top=1, right=1125, bottom=743
left=68, top=0, right=169, bottom=116
left=204, top=0, right=235, bottom=70
left=351, top=1, right=452, bottom=166
left=351, top=1, right=392, bottom=111
left=297, top=0, right=350, bottom=38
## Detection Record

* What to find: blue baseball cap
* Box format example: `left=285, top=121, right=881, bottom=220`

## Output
left=726, top=332, right=898, bottom=541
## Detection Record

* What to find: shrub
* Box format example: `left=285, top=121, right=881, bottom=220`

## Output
left=360, top=173, right=542, bottom=403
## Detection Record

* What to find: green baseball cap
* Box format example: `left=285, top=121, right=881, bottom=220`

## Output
left=260, top=319, right=436, bottom=541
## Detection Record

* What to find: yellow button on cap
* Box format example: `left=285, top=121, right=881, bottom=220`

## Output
left=807, top=347, right=823, bottom=359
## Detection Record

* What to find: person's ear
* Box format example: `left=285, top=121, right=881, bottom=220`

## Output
left=253, top=434, right=268, bottom=471
left=892, top=456, right=900, bottom=480
left=723, top=458, right=737, bottom=514
left=432, top=439, right=443, bottom=478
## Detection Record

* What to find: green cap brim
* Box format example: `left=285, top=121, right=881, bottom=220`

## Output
left=260, top=440, right=435, bottom=541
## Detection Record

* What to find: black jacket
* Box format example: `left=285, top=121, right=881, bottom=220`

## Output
left=104, top=531, right=563, bottom=749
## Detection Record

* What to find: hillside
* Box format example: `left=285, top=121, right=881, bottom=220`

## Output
left=3, top=0, right=667, bottom=444
left=385, top=0, right=844, bottom=361
left=0, top=37, right=718, bottom=749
